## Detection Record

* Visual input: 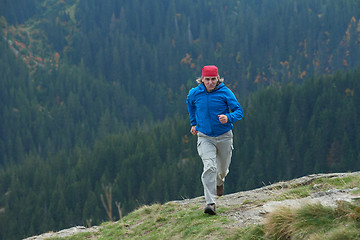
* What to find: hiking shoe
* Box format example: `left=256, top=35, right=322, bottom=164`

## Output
left=217, top=184, right=224, bottom=196
left=204, top=203, right=216, bottom=215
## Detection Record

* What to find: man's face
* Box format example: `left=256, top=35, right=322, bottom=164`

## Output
left=202, top=76, right=219, bottom=92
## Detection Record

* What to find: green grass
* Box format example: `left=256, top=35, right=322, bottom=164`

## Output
left=47, top=232, right=96, bottom=240
left=274, top=185, right=313, bottom=201
left=264, top=201, right=360, bottom=240
left=274, top=174, right=360, bottom=202
left=226, top=225, right=266, bottom=240
left=51, top=200, right=360, bottom=240
left=47, top=173, right=360, bottom=240
left=71, top=202, right=235, bottom=240
left=313, top=175, right=360, bottom=190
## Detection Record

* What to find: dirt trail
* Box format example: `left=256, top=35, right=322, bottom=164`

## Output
left=24, top=171, right=360, bottom=239
left=174, top=171, right=360, bottom=227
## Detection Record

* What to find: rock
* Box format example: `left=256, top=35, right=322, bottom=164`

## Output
left=23, top=226, right=100, bottom=240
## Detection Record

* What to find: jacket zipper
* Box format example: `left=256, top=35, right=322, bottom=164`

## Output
left=206, top=92, right=214, bottom=135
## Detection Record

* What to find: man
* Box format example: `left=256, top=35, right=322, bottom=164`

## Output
left=186, top=65, right=244, bottom=215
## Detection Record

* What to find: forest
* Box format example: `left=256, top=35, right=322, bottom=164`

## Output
left=1, top=0, right=360, bottom=239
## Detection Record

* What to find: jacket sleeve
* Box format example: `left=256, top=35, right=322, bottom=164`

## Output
left=186, top=89, right=197, bottom=126
left=225, top=89, right=244, bottom=123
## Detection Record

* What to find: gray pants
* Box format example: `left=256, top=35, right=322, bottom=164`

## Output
left=197, top=130, right=233, bottom=204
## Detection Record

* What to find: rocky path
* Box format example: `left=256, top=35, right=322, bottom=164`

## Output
left=24, top=171, right=360, bottom=239
left=175, top=171, right=360, bottom=227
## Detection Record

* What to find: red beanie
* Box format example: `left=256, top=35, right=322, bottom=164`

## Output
left=202, top=65, right=218, bottom=77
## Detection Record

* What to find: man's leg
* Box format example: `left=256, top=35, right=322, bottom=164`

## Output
left=197, top=134, right=217, bottom=205
left=216, top=130, right=233, bottom=191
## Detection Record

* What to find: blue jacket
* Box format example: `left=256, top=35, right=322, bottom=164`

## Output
left=186, top=83, right=244, bottom=137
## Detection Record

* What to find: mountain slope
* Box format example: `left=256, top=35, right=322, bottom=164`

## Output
left=25, top=171, right=360, bottom=239
left=2, top=1, right=360, bottom=239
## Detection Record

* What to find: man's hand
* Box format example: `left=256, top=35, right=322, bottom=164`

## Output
left=190, top=125, right=198, bottom=135
left=218, top=114, right=228, bottom=124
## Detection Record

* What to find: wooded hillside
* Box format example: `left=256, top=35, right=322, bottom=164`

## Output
left=1, top=0, right=360, bottom=239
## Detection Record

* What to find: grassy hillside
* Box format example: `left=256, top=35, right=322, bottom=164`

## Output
left=29, top=172, right=360, bottom=240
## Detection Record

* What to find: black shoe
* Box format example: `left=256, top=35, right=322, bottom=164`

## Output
left=204, top=204, right=216, bottom=215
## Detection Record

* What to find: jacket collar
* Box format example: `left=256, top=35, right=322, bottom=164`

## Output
left=200, top=82, right=224, bottom=93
